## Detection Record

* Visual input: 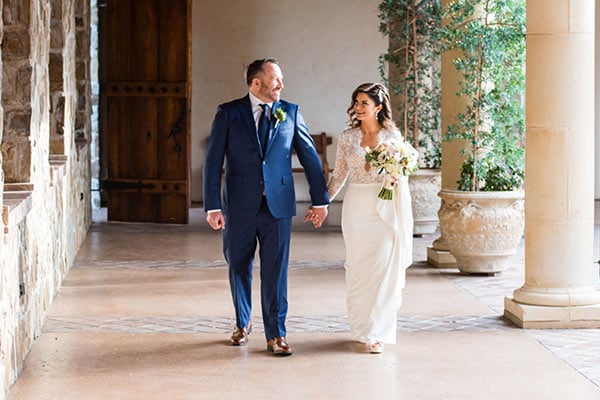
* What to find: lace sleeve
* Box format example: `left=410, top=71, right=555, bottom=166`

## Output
left=327, top=131, right=350, bottom=201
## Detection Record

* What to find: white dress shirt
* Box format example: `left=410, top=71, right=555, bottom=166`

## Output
left=249, top=92, right=272, bottom=130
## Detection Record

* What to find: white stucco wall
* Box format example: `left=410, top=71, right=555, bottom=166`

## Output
left=191, top=0, right=387, bottom=202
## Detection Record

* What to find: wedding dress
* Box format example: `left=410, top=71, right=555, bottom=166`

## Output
left=328, top=127, right=413, bottom=344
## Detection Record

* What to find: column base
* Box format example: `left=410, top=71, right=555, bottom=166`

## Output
left=427, top=247, right=457, bottom=269
left=504, top=297, right=600, bottom=328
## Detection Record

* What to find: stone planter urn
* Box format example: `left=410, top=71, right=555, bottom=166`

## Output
left=438, top=189, right=524, bottom=274
left=409, top=168, right=441, bottom=236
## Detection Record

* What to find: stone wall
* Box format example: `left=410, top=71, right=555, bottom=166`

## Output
left=0, top=0, right=92, bottom=398
left=2, top=0, right=31, bottom=183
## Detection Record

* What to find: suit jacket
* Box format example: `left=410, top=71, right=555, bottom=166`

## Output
left=203, top=94, right=330, bottom=218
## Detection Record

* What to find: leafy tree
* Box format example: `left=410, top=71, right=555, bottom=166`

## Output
left=440, top=0, right=525, bottom=190
left=379, top=0, right=442, bottom=168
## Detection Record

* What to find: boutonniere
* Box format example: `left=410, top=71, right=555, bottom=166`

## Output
left=273, top=107, right=287, bottom=129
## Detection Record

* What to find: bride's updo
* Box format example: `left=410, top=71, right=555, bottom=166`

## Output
left=347, top=83, right=397, bottom=131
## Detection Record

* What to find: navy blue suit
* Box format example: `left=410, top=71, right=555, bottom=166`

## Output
left=203, top=94, right=329, bottom=340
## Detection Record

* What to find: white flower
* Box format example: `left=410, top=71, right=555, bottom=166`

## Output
left=364, top=139, right=419, bottom=200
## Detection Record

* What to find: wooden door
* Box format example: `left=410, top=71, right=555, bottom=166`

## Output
left=99, top=0, right=190, bottom=223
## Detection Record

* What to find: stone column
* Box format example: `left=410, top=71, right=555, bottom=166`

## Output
left=504, top=0, right=600, bottom=328
left=426, top=0, right=466, bottom=268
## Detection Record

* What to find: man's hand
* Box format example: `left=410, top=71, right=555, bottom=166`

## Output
left=207, top=210, right=226, bottom=230
left=304, top=206, right=328, bottom=228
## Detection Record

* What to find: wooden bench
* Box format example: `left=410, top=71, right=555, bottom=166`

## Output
left=293, top=132, right=333, bottom=182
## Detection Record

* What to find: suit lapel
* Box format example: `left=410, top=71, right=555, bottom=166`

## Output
left=240, top=95, right=262, bottom=153
left=264, top=101, right=281, bottom=156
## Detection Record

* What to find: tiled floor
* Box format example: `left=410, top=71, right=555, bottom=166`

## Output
left=7, top=207, right=600, bottom=400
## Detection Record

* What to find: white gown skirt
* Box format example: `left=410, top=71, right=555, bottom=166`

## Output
left=341, top=179, right=413, bottom=344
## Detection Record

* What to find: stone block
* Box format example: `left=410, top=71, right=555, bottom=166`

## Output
left=2, top=30, right=31, bottom=60
left=2, top=161, right=18, bottom=183
left=570, top=303, right=600, bottom=320
left=2, top=66, right=17, bottom=98
left=504, top=297, right=600, bottom=328
left=50, top=0, right=62, bottom=22
left=426, top=247, right=457, bottom=269
left=76, top=31, right=90, bottom=58
left=16, top=64, right=33, bottom=103
left=50, top=139, right=65, bottom=155
left=1, top=141, right=15, bottom=161
left=1, top=140, right=31, bottom=183
left=3, top=0, right=31, bottom=26
left=49, top=53, right=64, bottom=92
left=76, top=60, right=86, bottom=81
left=75, top=111, right=88, bottom=131
left=74, top=0, right=88, bottom=19
left=7, top=110, right=31, bottom=132
left=50, top=22, right=64, bottom=50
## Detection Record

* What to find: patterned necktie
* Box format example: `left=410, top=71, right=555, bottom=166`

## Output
left=258, top=104, right=270, bottom=153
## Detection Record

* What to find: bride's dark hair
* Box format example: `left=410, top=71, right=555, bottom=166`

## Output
left=346, top=83, right=396, bottom=130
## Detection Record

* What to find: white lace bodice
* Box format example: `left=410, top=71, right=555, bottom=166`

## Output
left=327, top=127, right=404, bottom=200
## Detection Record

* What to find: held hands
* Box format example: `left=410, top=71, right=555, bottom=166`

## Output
left=206, top=210, right=225, bottom=230
left=304, top=206, right=328, bottom=228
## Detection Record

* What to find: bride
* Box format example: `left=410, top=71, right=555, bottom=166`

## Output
left=324, top=82, right=415, bottom=353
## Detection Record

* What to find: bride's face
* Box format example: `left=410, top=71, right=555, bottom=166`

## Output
left=353, top=93, right=382, bottom=122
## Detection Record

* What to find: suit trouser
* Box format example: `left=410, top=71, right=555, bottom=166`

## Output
left=223, top=197, right=292, bottom=340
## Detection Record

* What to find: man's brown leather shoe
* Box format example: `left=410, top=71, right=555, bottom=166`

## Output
left=230, top=321, right=252, bottom=346
left=267, top=337, right=293, bottom=356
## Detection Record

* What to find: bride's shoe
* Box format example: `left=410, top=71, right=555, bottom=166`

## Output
left=366, top=340, right=384, bottom=354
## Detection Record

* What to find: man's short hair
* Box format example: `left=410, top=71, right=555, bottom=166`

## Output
left=245, top=58, right=279, bottom=86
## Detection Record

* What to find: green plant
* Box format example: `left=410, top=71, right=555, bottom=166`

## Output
left=440, top=0, right=525, bottom=191
left=378, top=0, right=442, bottom=168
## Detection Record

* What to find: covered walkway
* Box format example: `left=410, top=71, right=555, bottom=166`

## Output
left=7, top=208, right=600, bottom=399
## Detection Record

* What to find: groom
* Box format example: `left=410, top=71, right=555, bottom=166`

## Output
left=203, top=58, right=330, bottom=356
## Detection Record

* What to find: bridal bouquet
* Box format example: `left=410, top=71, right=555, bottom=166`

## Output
left=364, top=138, right=419, bottom=200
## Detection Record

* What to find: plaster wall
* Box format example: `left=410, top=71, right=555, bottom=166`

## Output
left=191, top=0, right=387, bottom=202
